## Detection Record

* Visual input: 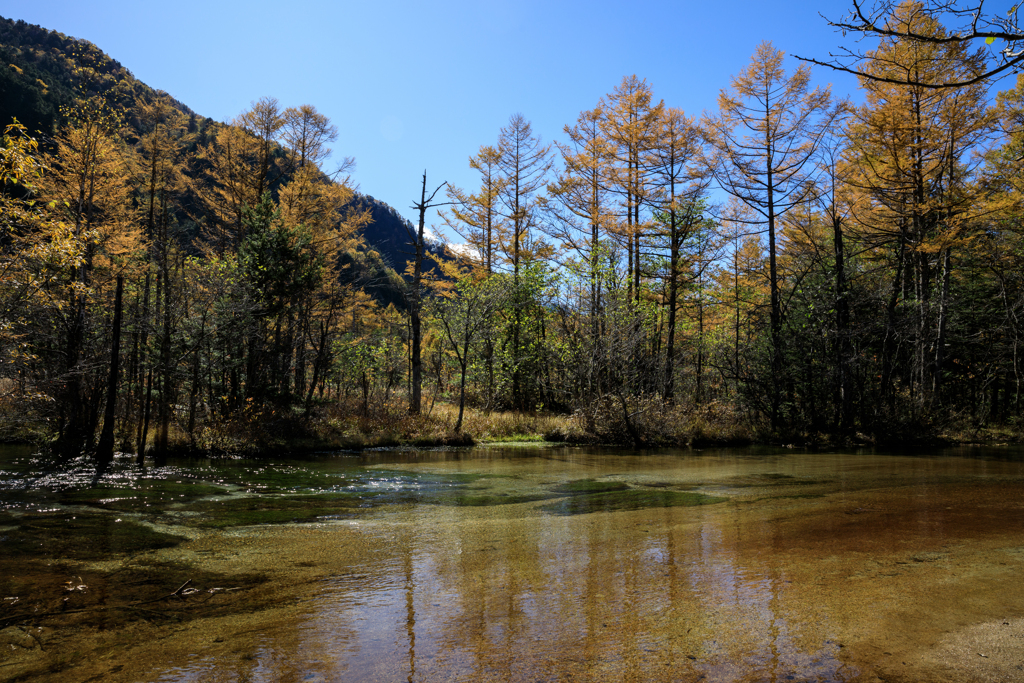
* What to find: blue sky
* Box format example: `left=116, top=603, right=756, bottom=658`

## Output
left=9, top=1, right=892, bottom=241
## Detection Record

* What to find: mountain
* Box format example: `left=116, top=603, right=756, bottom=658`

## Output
left=0, top=14, right=451, bottom=310
left=346, top=192, right=448, bottom=277
left=0, top=16, right=196, bottom=135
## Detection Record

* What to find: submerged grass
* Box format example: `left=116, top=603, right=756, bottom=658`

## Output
left=420, top=491, right=559, bottom=507
left=182, top=493, right=368, bottom=528
left=210, top=465, right=354, bottom=494
left=548, top=479, right=631, bottom=495
left=1, top=513, right=183, bottom=560
left=59, top=481, right=228, bottom=512
left=365, top=468, right=492, bottom=485
left=541, top=489, right=727, bottom=516
left=0, top=553, right=268, bottom=678
left=717, top=473, right=830, bottom=488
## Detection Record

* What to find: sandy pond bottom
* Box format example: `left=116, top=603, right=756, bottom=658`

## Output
left=2, top=447, right=1024, bottom=682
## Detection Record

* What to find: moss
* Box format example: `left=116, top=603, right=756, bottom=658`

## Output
left=548, top=479, right=630, bottom=495
left=541, top=489, right=727, bottom=516
left=1, top=513, right=183, bottom=560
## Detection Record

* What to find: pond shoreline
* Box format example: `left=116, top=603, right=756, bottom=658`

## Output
left=3, top=425, right=1022, bottom=462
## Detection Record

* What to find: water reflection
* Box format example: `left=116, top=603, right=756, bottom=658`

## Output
left=161, top=501, right=859, bottom=681
left=4, top=445, right=1023, bottom=682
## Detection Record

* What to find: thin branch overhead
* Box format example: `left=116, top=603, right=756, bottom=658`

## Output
left=795, top=0, right=1024, bottom=88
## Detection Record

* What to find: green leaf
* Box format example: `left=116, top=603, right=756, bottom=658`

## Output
left=986, top=36, right=996, bottom=44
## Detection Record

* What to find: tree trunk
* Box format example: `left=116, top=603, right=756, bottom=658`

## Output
left=408, top=171, right=449, bottom=414
left=833, top=214, right=851, bottom=432
left=409, top=173, right=427, bottom=415
left=932, top=247, right=952, bottom=405
left=96, top=275, right=124, bottom=473
left=664, top=207, right=679, bottom=403
left=135, top=274, right=152, bottom=464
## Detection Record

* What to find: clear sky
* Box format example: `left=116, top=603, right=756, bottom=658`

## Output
left=9, top=0, right=877, bottom=242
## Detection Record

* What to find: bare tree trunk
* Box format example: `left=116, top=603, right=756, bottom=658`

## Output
left=408, top=171, right=448, bottom=414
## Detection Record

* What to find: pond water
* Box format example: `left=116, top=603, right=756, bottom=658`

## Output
left=1, top=444, right=1023, bottom=682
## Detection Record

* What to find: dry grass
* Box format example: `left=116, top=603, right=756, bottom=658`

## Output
left=144, top=393, right=758, bottom=455
left=311, top=397, right=576, bottom=447
left=433, top=404, right=574, bottom=442
left=569, top=395, right=754, bottom=447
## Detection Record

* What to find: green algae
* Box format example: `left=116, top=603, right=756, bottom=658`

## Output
left=66, top=466, right=512, bottom=529
left=0, top=513, right=183, bottom=560
left=541, top=489, right=727, bottom=516
left=0, top=554, right=267, bottom=651
left=59, top=482, right=229, bottom=512
left=215, top=464, right=492, bottom=495
left=717, top=473, right=829, bottom=488
left=213, top=465, right=353, bottom=493
left=420, top=491, right=559, bottom=507
left=367, top=468, right=494, bottom=485
left=548, top=479, right=630, bottom=494
left=182, top=493, right=368, bottom=528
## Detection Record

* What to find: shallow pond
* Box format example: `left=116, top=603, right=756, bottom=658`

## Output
left=1, top=444, right=1023, bottom=682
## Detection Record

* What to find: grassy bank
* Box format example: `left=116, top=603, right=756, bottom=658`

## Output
left=151, top=395, right=758, bottom=456
left=6, top=392, right=1021, bottom=458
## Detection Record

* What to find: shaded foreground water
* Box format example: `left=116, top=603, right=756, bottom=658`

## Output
left=1, top=445, right=1023, bottom=682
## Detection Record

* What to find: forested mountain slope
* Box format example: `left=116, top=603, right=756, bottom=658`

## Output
left=0, top=16, right=195, bottom=136
left=0, top=14, right=434, bottom=308
left=0, top=14, right=461, bottom=458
